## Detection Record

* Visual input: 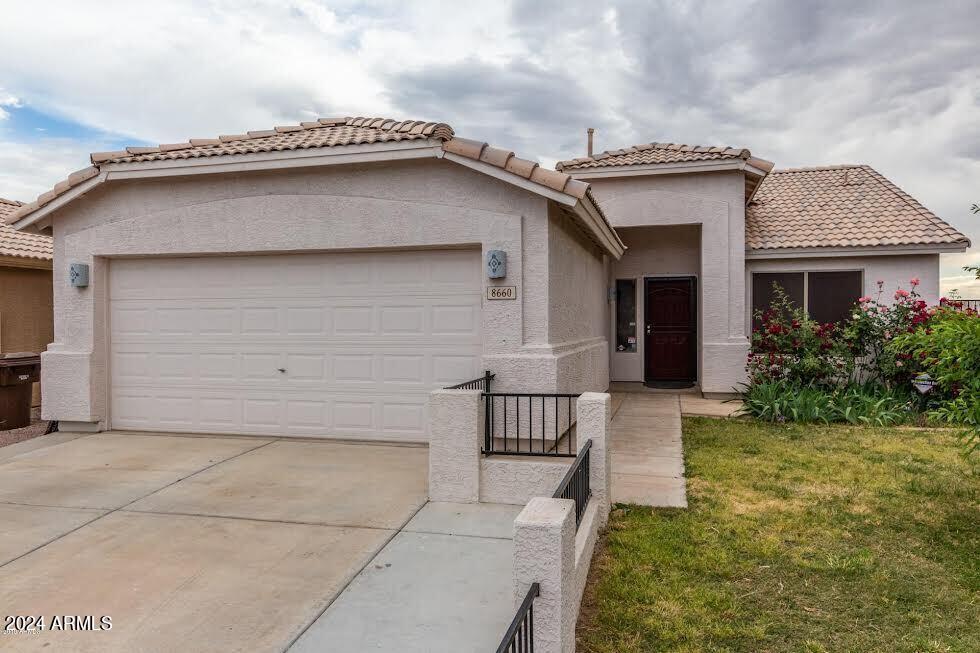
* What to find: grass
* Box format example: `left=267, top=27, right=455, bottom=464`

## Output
left=578, top=418, right=979, bottom=653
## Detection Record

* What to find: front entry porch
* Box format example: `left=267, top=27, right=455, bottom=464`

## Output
left=610, top=225, right=703, bottom=390
left=608, top=223, right=748, bottom=397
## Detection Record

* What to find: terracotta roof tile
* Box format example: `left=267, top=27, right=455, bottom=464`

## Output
left=504, top=156, right=538, bottom=178
left=442, top=136, right=485, bottom=159
left=96, top=116, right=455, bottom=165
left=556, top=141, right=753, bottom=170
left=478, top=145, right=513, bottom=169
left=10, top=116, right=606, bottom=231
left=530, top=166, right=570, bottom=193
left=746, top=165, right=970, bottom=251
left=0, top=198, right=53, bottom=261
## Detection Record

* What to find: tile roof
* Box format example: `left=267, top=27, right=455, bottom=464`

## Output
left=746, top=165, right=970, bottom=251
left=556, top=141, right=754, bottom=171
left=9, top=116, right=591, bottom=225
left=91, top=116, right=455, bottom=164
left=0, top=198, right=53, bottom=261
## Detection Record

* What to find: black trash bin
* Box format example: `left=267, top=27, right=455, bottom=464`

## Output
left=0, top=353, right=41, bottom=431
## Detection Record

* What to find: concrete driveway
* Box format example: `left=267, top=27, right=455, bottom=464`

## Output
left=0, top=431, right=428, bottom=652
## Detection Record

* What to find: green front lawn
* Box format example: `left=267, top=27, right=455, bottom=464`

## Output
left=578, top=418, right=979, bottom=653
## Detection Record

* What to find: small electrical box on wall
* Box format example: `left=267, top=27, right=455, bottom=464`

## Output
left=69, top=263, right=90, bottom=287
left=486, top=250, right=506, bottom=279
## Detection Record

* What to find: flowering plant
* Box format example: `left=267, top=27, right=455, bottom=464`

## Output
left=841, top=278, right=931, bottom=386
left=749, top=285, right=853, bottom=386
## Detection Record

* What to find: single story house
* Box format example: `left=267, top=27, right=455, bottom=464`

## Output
left=9, top=116, right=969, bottom=439
left=0, top=197, right=53, bottom=407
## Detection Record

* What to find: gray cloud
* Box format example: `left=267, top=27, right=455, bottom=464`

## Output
left=0, top=0, right=977, bottom=283
left=385, top=58, right=603, bottom=156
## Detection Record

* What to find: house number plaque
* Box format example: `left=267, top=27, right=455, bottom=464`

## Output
left=487, top=286, right=517, bottom=300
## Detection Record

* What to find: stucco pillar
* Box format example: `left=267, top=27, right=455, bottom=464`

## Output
left=42, top=239, right=105, bottom=428
left=576, top=392, right=611, bottom=527
left=427, top=389, right=483, bottom=503
left=513, top=497, right=576, bottom=653
left=700, top=215, right=749, bottom=396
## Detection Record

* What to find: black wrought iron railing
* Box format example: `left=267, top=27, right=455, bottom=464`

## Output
left=495, top=582, right=539, bottom=653
left=960, top=299, right=980, bottom=312
left=553, top=439, right=592, bottom=529
left=444, top=370, right=495, bottom=391
left=483, top=393, right=579, bottom=457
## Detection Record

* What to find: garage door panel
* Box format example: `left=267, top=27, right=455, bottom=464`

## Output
left=112, top=347, right=479, bottom=387
left=110, top=251, right=481, bottom=440
left=110, top=387, right=436, bottom=439
left=111, top=298, right=480, bottom=341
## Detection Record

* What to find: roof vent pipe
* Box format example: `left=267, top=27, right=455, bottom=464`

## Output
left=587, top=128, right=595, bottom=157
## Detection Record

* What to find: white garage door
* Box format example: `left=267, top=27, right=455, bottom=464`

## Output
left=109, top=250, right=482, bottom=440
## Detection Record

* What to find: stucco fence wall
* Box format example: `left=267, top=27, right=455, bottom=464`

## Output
left=40, top=159, right=610, bottom=430
left=428, top=390, right=611, bottom=653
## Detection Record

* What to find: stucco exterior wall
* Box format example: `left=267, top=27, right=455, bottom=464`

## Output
left=545, top=204, right=609, bottom=393
left=42, top=158, right=606, bottom=429
left=745, top=253, right=941, bottom=333
left=609, top=225, right=701, bottom=382
left=586, top=170, right=748, bottom=394
left=0, top=265, right=53, bottom=406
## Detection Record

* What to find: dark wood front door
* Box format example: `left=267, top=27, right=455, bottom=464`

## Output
left=644, top=277, right=696, bottom=386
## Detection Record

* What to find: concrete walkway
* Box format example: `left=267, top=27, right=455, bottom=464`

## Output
left=289, top=501, right=523, bottom=653
left=609, top=393, right=687, bottom=507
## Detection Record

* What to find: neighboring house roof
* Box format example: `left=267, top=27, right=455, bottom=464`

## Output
left=9, top=116, right=625, bottom=258
left=746, top=165, right=970, bottom=253
left=0, top=198, right=53, bottom=262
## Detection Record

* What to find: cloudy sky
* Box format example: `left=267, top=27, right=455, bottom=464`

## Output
left=1, top=0, right=978, bottom=293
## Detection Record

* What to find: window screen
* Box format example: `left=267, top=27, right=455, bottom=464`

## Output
left=615, top=279, right=637, bottom=352
left=808, top=271, right=862, bottom=324
left=752, top=272, right=804, bottom=328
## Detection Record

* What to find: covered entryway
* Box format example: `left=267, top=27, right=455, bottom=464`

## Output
left=109, top=249, right=482, bottom=440
left=608, top=225, right=702, bottom=388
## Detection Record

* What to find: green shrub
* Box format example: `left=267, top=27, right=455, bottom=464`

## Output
left=890, top=302, right=980, bottom=458
left=739, top=380, right=834, bottom=423
left=745, top=280, right=979, bottom=455
left=738, top=380, right=912, bottom=427
left=831, top=384, right=913, bottom=427
left=889, top=304, right=980, bottom=401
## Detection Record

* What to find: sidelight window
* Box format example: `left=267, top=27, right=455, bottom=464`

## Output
left=615, top=279, right=637, bottom=352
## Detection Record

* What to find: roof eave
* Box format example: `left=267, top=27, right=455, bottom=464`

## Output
left=564, top=158, right=751, bottom=180
left=0, top=254, right=53, bottom=269
left=573, top=198, right=626, bottom=260
left=104, top=138, right=443, bottom=175
left=12, top=172, right=107, bottom=233
left=746, top=241, right=971, bottom=259
left=443, top=152, right=625, bottom=259
left=11, top=140, right=445, bottom=232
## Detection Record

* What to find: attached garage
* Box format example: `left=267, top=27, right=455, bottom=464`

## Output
left=109, top=249, right=482, bottom=440
left=11, top=115, right=623, bottom=438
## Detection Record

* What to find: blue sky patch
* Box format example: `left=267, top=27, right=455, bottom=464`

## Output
left=1, top=103, right=140, bottom=150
